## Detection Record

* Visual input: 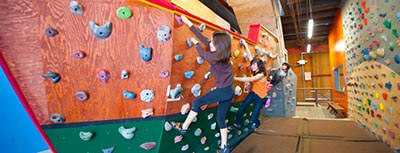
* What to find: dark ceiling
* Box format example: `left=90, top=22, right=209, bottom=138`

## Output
left=280, top=0, right=341, bottom=48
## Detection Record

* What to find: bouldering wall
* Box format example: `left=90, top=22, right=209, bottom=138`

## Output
left=342, top=0, right=400, bottom=151
left=0, top=0, right=282, bottom=152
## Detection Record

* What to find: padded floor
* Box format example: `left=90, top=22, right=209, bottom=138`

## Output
left=232, top=118, right=394, bottom=153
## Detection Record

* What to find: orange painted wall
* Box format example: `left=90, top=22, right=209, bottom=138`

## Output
left=328, top=9, right=348, bottom=115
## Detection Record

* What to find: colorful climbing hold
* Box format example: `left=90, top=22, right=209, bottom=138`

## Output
left=102, top=146, right=115, bottom=153
left=186, top=38, right=193, bottom=47
left=79, top=131, right=93, bottom=141
left=199, top=23, right=206, bottom=32
left=140, top=90, right=154, bottom=103
left=184, top=71, right=195, bottom=79
left=204, top=71, right=211, bottom=80
left=50, top=113, right=65, bottom=123
left=42, top=72, right=61, bottom=83
left=157, top=25, right=171, bottom=42
left=97, top=70, right=110, bottom=84
left=160, top=71, right=169, bottom=78
left=194, top=128, right=202, bottom=136
left=174, top=54, right=183, bottom=61
left=116, top=7, right=132, bottom=19
left=234, top=49, right=240, bottom=57
left=174, top=135, right=183, bottom=143
left=45, top=27, right=58, bottom=37
left=197, top=56, right=204, bottom=64
left=191, top=84, right=201, bottom=97
left=170, top=84, right=183, bottom=99
left=73, top=50, right=86, bottom=59
left=383, top=20, right=391, bottom=29
left=89, top=21, right=112, bottom=39
left=392, top=29, right=399, bottom=38
left=75, top=91, right=89, bottom=101
left=123, top=90, right=136, bottom=99
left=118, top=126, right=136, bottom=140
left=140, top=142, right=157, bottom=150
left=141, top=108, right=153, bottom=118
left=139, top=45, right=152, bottom=62
left=164, top=122, right=172, bottom=131
left=70, top=1, right=83, bottom=15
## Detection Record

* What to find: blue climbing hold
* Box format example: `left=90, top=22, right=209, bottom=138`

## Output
left=364, top=55, right=371, bottom=61
left=373, top=103, right=378, bottom=110
left=198, top=23, right=206, bottom=32
left=187, top=38, right=193, bottom=47
left=389, top=107, right=393, bottom=115
left=42, top=72, right=61, bottom=83
left=385, top=117, right=390, bottom=124
left=184, top=71, right=195, bottom=79
left=361, top=48, right=369, bottom=55
left=385, top=82, right=392, bottom=90
left=70, top=1, right=83, bottom=15
left=139, top=45, right=152, bottom=62
left=174, top=54, right=183, bottom=61
left=197, top=56, right=204, bottom=64
left=397, top=12, right=400, bottom=21
left=89, top=21, right=112, bottom=39
left=239, top=39, right=246, bottom=46
left=244, top=119, right=250, bottom=126
left=395, top=55, right=400, bottom=64
left=123, top=90, right=136, bottom=99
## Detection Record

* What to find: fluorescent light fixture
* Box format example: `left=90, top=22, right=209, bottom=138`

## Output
left=307, top=44, right=311, bottom=53
left=307, top=19, right=314, bottom=39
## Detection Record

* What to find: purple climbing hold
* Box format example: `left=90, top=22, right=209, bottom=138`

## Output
left=140, top=142, right=157, bottom=150
left=160, top=71, right=169, bottom=78
left=73, top=50, right=86, bottom=59
left=75, top=91, right=89, bottom=101
left=45, top=27, right=58, bottom=37
left=390, top=130, right=395, bottom=139
left=97, top=70, right=110, bottom=84
left=174, top=15, right=183, bottom=26
left=174, top=135, right=183, bottom=143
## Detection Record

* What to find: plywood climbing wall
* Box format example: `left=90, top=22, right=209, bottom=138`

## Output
left=342, top=0, right=400, bottom=151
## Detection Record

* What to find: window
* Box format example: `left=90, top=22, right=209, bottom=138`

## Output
left=334, top=64, right=346, bottom=93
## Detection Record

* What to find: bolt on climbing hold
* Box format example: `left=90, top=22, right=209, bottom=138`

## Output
left=140, top=142, right=157, bottom=150
left=123, top=90, right=136, bottom=99
left=79, top=131, right=93, bottom=141
left=157, top=25, right=171, bottom=42
left=160, top=71, right=169, bottom=78
left=197, top=56, right=204, bottom=64
left=174, top=135, right=183, bottom=143
left=192, top=116, right=197, bottom=122
left=215, top=132, right=220, bottom=137
left=230, top=106, right=239, bottom=112
left=201, top=136, right=207, bottom=144
left=389, top=42, right=394, bottom=51
left=141, top=108, right=153, bottom=118
left=211, top=122, right=216, bottom=130
left=199, top=23, right=206, bottom=32
left=239, top=39, right=246, bottom=46
left=181, top=144, right=189, bottom=151
left=174, top=54, right=183, bottom=61
left=50, top=113, right=65, bottom=123
left=116, top=7, right=132, bottom=19
left=97, top=70, right=110, bottom=84
left=139, top=45, right=152, bottom=62
left=194, top=128, right=202, bottom=136
left=118, top=126, right=136, bottom=140
left=102, top=146, right=115, bottom=153
left=191, top=84, right=201, bottom=97
left=140, top=89, right=154, bottom=103
left=385, top=82, right=392, bottom=90
left=235, top=86, right=242, bottom=96
left=45, top=27, right=58, bottom=37
left=89, top=21, right=112, bottom=39
left=234, top=50, right=240, bottom=57
left=174, top=15, right=183, bottom=26
left=70, top=1, right=83, bottom=15
left=72, top=50, right=86, bottom=59
left=392, top=29, right=399, bottom=38
left=208, top=113, right=214, bottom=120
left=164, top=121, right=172, bottom=131
left=204, top=72, right=211, bottom=80
left=42, top=72, right=61, bottom=83
left=186, top=38, right=193, bottom=47
left=184, top=71, right=195, bottom=79
left=121, top=70, right=129, bottom=79
left=383, top=20, right=391, bottom=29
left=181, top=103, right=190, bottom=115
left=169, top=84, right=183, bottom=99
left=75, top=91, right=89, bottom=101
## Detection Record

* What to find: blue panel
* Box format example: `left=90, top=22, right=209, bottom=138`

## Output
left=0, top=67, right=49, bottom=153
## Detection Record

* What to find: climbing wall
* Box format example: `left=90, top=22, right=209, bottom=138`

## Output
left=342, top=0, right=400, bottom=151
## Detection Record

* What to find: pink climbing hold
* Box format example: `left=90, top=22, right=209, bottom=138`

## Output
left=97, top=70, right=110, bottom=84
left=174, top=135, right=183, bottom=143
left=174, top=15, right=183, bottom=26
left=264, top=98, right=271, bottom=108
left=395, top=122, right=399, bottom=128
left=390, top=130, right=395, bottom=139
left=140, top=142, right=157, bottom=150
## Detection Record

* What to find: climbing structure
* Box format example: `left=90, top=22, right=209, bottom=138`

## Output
left=0, top=0, right=285, bottom=152
left=342, top=0, right=400, bottom=151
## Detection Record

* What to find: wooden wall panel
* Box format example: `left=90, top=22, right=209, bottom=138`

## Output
left=40, top=0, right=173, bottom=123
left=0, top=0, right=50, bottom=124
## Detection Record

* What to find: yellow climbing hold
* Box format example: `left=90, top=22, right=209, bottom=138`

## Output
left=363, top=98, right=367, bottom=105
left=375, top=92, right=380, bottom=99
left=379, top=102, right=384, bottom=111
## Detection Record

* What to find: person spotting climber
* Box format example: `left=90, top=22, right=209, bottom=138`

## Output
left=170, top=15, right=234, bottom=153
left=230, top=41, right=273, bottom=131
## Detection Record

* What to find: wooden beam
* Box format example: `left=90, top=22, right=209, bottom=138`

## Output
left=280, top=0, right=289, bottom=15
left=288, top=0, right=303, bottom=47
left=282, top=11, right=336, bottom=24
left=281, top=5, right=338, bottom=18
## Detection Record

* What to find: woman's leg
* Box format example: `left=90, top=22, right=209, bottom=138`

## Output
left=233, top=92, right=255, bottom=125
left=250, top=96, right=267, bottom=128
left=182, top=86, right=233, bottom=130
left=217, top=98, right=233, bottom=149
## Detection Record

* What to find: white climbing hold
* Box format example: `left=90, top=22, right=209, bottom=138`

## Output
left=79, top=131, right=93, bottom=141
left=181, top=103, right=190, bottom=115
left=204, top=147, right=210, bottom=151
left=204, top=72, right=211, bottom=80
left=197, top=56, right=204, bottom=64
left=121, top=70, right=129, bottom=79
left=235, top=86, right=242, bottom=96
left=211, top=87, right=216, bottom=91
left=118, top=126, right=136, bottom=140
left=215, top=132, right=220, bottom=137
left=164, top=121, right=172, bottom=131
left=208, top=113, right=214, bottom=120
left=211, top=122, right=216, bottom=130
left=181, top=144, right=189, bottom=151
left=140, top=89, right=154, bottom=103
left=102, top=146, right=115, bottom=153
left=174, top=135, right=183, bottom=143
left=191, top=84, right=201, bottom=97
left=192, top=116, right=197, bottom=123
left=201, top=136, right=207, bottom=144
left=194, top=128, right=202, bottom=136
left=141, top=108, right=153, bottom=118
left=225, top=119, right=229, bottom=124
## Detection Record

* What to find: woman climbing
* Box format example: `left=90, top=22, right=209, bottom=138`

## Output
left=230, top=41, right=273, bottom=131
left=170, top=15, right=234, bottom=153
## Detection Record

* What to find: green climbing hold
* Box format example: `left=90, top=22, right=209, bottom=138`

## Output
left=370, top=13, right=374, bottom=19
left=374, top=122, right=379, bottom=127
left=392, top=29, right=399, bottom=38
left=116, top=7, right=132, bottom=19
left=391, top=72, right=396, bottom=78
left=383, top=20, right=391, bottom=29
left=234, top=50, right=240, bottom=57
left=368, top=99, right=371, bottom=106
left=366, top=108, right=370, bottom=114
left=389, top=42, right=394, bottom=51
